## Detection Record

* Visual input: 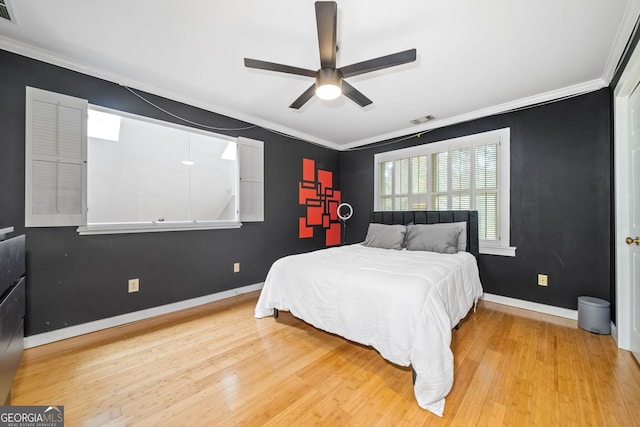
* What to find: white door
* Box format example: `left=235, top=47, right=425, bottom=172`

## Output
left=627, top=84, right=640, bottom=362
left=614, top=39, right=640, bottom=362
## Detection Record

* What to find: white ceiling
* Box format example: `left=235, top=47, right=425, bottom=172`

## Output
left=0, top=0, right=638, bottom=150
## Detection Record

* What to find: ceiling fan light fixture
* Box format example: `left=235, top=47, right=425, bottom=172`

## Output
left=316, top=83, right=341, bottom=100
left=315, top=68, right=342, bottom=100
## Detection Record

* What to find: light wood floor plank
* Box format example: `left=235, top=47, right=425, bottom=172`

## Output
left=11, top=292, right=640, bottom=426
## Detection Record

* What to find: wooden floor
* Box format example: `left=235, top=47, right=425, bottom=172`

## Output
left=12, top=292, right=640, bottom=426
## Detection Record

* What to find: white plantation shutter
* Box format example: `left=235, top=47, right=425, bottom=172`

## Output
left=475, top=143, right=497, bottom=189
left=431, top=151, right=448, bottom=210
left=238, top=137, right=264, bottom=222
left=379, top=141, right=499, bottom=240
left=477, top=192, right=498, bottom=240
left=451, top=147, right=471, bottom=211
left=26, top=87, right=87, bottom=227
left=394, top=158, right=409, bottom=194
left=431, top=151, right=448, bottom=193
left=411, top=156, right=427, bottom=193
left=475, top=143, right=498, bottom=240
left=451, top=147, right=471, bottom=192
left=410, top=155, right=428, bottom=209
left=451, top=193, right=471, bottom=210
left=380, top=161, right=393, bottom=209
left=394, top=158, right=409, bottom=210
left=380, top=161, right=393, bottom=196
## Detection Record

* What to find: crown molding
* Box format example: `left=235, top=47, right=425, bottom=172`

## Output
left=0, top=27, right=622, bottom=151
left=602, top=0, right=640, bottom=84
left=0, top=36, right=342, bottom=150
left=341, top=78, right=608, bottom=150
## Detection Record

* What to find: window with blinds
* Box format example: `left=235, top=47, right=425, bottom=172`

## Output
left=374, top=128, right=513, bottom=255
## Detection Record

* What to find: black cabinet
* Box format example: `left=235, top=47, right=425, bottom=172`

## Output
left=0, top=233, right=25, bottom=405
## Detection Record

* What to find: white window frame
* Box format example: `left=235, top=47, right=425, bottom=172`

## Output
left=25, top=87, right=264, bottom=235
left=374, top=128, right=516, bottom=257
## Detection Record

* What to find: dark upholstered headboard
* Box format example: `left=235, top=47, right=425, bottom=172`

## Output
left=369, top=210, right=479, bottom=260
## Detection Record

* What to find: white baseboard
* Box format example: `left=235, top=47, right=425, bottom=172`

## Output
left=24, top=282, right=264, bottom=349
left=481, top=293, right=578, bottom=320
left=611, top=321, right=618, bottom=343
left=24, top=287, right=587, bottom=349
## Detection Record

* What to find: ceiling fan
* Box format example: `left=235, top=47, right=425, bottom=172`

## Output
left=244, top=1, right=417, bottom=109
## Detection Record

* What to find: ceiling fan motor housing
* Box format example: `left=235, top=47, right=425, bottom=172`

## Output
left=316, top=68, right=343, bottom=100
left=317, top=68, right=342, bottom=86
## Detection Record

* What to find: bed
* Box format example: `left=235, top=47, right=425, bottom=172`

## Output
left=255, top=210, right=483, bottom=416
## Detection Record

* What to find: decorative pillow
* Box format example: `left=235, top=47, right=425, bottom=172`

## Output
left=362, top=223, right=406, bottom=250
left=404, top=223, right=461, bottom=254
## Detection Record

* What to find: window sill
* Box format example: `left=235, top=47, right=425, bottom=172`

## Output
left=77, top=220, right=242, bottom=235
left=480, top=245, right=516, bottom=257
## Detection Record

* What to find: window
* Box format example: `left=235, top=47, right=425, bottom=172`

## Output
left=25, top=87, right=264, bottom=234
left=374, top=128, right=515, bottom=256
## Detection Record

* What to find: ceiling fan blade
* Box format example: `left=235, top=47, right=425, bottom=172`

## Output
left=289, top=84, right=317, bottom=109
left=315, top=1, right=337, bottom=68
left=244, top=58, right=316, bottom=78
left=341, top=80, right=372, bottom=107
left=339, top=48, right=417, bottom=78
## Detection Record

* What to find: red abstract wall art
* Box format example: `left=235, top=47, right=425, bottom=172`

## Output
left=299, top=158, right=341, bottom=246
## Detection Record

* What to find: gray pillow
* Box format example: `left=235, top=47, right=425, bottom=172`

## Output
left=404, top=223, right=461, bottom=254
left=362, top=223, right=406, bottom=250
left=406, top=221, right=466, bottom=250
left=453, top=221, right=467, bottom=252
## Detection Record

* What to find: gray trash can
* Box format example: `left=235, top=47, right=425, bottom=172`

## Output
left=577, top=296, right=611, bottom=334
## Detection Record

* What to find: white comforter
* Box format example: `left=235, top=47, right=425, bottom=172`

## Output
left=255, top=244, right=483, bottom=416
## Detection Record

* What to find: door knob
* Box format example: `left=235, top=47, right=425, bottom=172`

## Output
left=626, top=236, right=640, bottom=245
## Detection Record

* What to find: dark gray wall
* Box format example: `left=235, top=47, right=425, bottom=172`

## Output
left=0, top=49, right=339, bottom=336
left=340, top=89, right=612, bottom=311
left=0, top=46, right=615, bottom=335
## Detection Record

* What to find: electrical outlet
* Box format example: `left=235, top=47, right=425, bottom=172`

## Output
left=537, top=274, right=548, bottom=287
left=233, top=262, right=240, bottom=273
left=128, top=278, right=140, bottom=293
